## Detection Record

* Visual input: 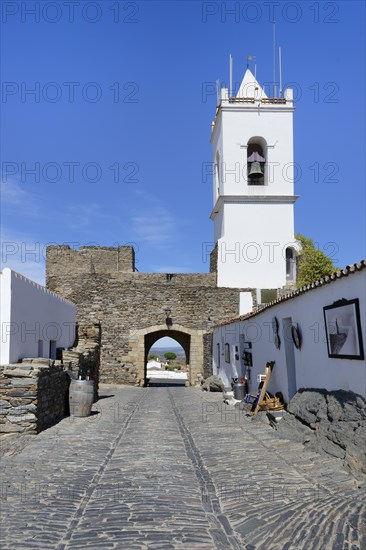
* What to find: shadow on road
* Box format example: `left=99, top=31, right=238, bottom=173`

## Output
left=97, top=394, right=115, bottom=400
left=147, top=378, right=186, bottom=387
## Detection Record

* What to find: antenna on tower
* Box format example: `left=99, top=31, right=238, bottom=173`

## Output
left=229, top=54, right=233, bottom=97
left=216, top=79, right=220, bottom=105
left=279, top=46, right=283, bottom=97
left=272, top=21, right=277, bottom=97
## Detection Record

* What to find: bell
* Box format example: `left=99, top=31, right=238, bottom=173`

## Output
left=248, top=161, right=263, bottom=179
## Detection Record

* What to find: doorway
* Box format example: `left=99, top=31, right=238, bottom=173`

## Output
left=282, top=317, right=297, bottom=401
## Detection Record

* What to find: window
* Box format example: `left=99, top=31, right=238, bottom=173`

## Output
left=286, top=247, right=296, bottom=281
left=38, top=340, right=43, bottom=357
left=49, top=340, right=57, bottom=360
left=217, top=343, right=221, bottom=368
left=225, top=343, right=230, bottom=363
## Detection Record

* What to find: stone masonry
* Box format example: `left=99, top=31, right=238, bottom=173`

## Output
left=62, top=321, right=101, bottom=401
left=0, top=360, right=69, bottom=435
left=46, top=245, right=256, bottom=386
left=0, top=323, right=101, bottom=437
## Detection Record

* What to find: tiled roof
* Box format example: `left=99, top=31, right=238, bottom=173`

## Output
left=214, top=260, right=366, bottom=328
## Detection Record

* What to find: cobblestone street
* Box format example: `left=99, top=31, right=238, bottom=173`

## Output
left=1, top=384, right=364, bottom=549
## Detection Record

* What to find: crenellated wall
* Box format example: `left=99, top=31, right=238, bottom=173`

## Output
left=47, top=245, right=135, bottom=276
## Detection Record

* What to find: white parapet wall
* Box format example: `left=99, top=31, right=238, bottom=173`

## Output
left=0, top=268, right=76, bottom=365
left=213, top=263, right=366, bottom=400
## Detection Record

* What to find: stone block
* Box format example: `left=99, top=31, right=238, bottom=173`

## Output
left=8, top=404, right=37, bottom=414
left=7, top=378, right=34, bottom=387
left=6, top=390, right=37, bottom=398
left=7, top=413, right=37, bottom=423
left=3, top=368, right=34, bottom=378
left=0, top=422, right=25, bottom=433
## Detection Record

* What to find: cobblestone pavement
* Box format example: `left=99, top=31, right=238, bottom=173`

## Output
left=0, top=384, right=364, bottom=549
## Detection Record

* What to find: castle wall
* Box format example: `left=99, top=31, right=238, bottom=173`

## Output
left=46, top=246, right=254, bottom=385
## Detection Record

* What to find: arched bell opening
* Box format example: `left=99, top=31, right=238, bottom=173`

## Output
left=247, top=137, right=267, bottom=186
left=286, top=247, right=297, bottom=282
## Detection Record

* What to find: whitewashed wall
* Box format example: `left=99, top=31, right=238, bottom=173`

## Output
left=216, top=202, right=296, bottom=288
left=0, top=268, right=76, bottom=365
left=213, top=269, right=366, bottom=399
left=0, top=270, right=12, bottom=365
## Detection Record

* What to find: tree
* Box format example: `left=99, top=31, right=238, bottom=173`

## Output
left=296, top=234, right=336, bottom=288
left=148, top=355, right=159, bottom=361
left=164, top=352, right=176, bottom=361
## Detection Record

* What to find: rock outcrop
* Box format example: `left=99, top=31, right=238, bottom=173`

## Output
left=201, top=375, right=225, bottom=392
left=274, top=389, right=366, bottom=479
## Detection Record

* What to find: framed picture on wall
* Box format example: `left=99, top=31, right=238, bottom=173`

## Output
left=323, top=298, right=364, bottom=360
left=225, top=343, right=230, bottom=363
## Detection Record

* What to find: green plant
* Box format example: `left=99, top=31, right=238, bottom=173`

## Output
left=164, top=352, right=177, bottom=361
left=148, top=355, right=159, bottom=361
left=295, top=234, right=336, bottom=288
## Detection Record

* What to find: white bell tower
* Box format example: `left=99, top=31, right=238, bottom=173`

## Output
left=210, top=67, right=298, bottom=289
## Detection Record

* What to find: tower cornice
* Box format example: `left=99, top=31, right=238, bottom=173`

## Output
left=210, top=194, right=299, bottom=220
left=210, top=100, right=295, bottom=142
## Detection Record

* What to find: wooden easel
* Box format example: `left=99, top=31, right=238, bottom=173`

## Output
left=252, top=361, right=275, bottom=416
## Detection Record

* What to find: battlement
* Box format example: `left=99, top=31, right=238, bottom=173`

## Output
left=46, top=245, right=135, bottom=278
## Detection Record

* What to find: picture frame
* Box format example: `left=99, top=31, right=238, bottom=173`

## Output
left=323, top=298, right=364, bottom=360
left=225, top=343, right=230, bottom=363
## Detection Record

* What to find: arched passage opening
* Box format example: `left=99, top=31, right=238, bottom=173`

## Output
left=144, top=330, right=190, bottom=386
left=131, top=323, right=205, bottom=387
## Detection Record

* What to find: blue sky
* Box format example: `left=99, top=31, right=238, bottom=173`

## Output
left=1, top=0, right=365, bottom=285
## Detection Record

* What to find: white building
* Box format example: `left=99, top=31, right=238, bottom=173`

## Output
left=210, top=68, right=298, bottom=292
left=0, top=268, right=76, bottom=365
left=146, top=359, right=162, bottom=370
left=213, top=262, right=366, bottom=400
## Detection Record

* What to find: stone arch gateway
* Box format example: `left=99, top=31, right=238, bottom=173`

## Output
left=134, top=324, right=205, bottom=385
left=46, top=245, right=255, bottom=386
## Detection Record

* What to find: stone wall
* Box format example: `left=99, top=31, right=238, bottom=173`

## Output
left=210, top=244, right=218, bottom=275
left=275, top=389, right=366, bottom=479
left=203, top=332, right=213, bottom=380
left=0, top=321, right=101, bottom=435
left=62, top=322, right=101, bottom=400
left=0, top=360, right=69, bottom=435
left=46, top=245, right=254, bottom=385
left=47, top=245, right=135, bottom=276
